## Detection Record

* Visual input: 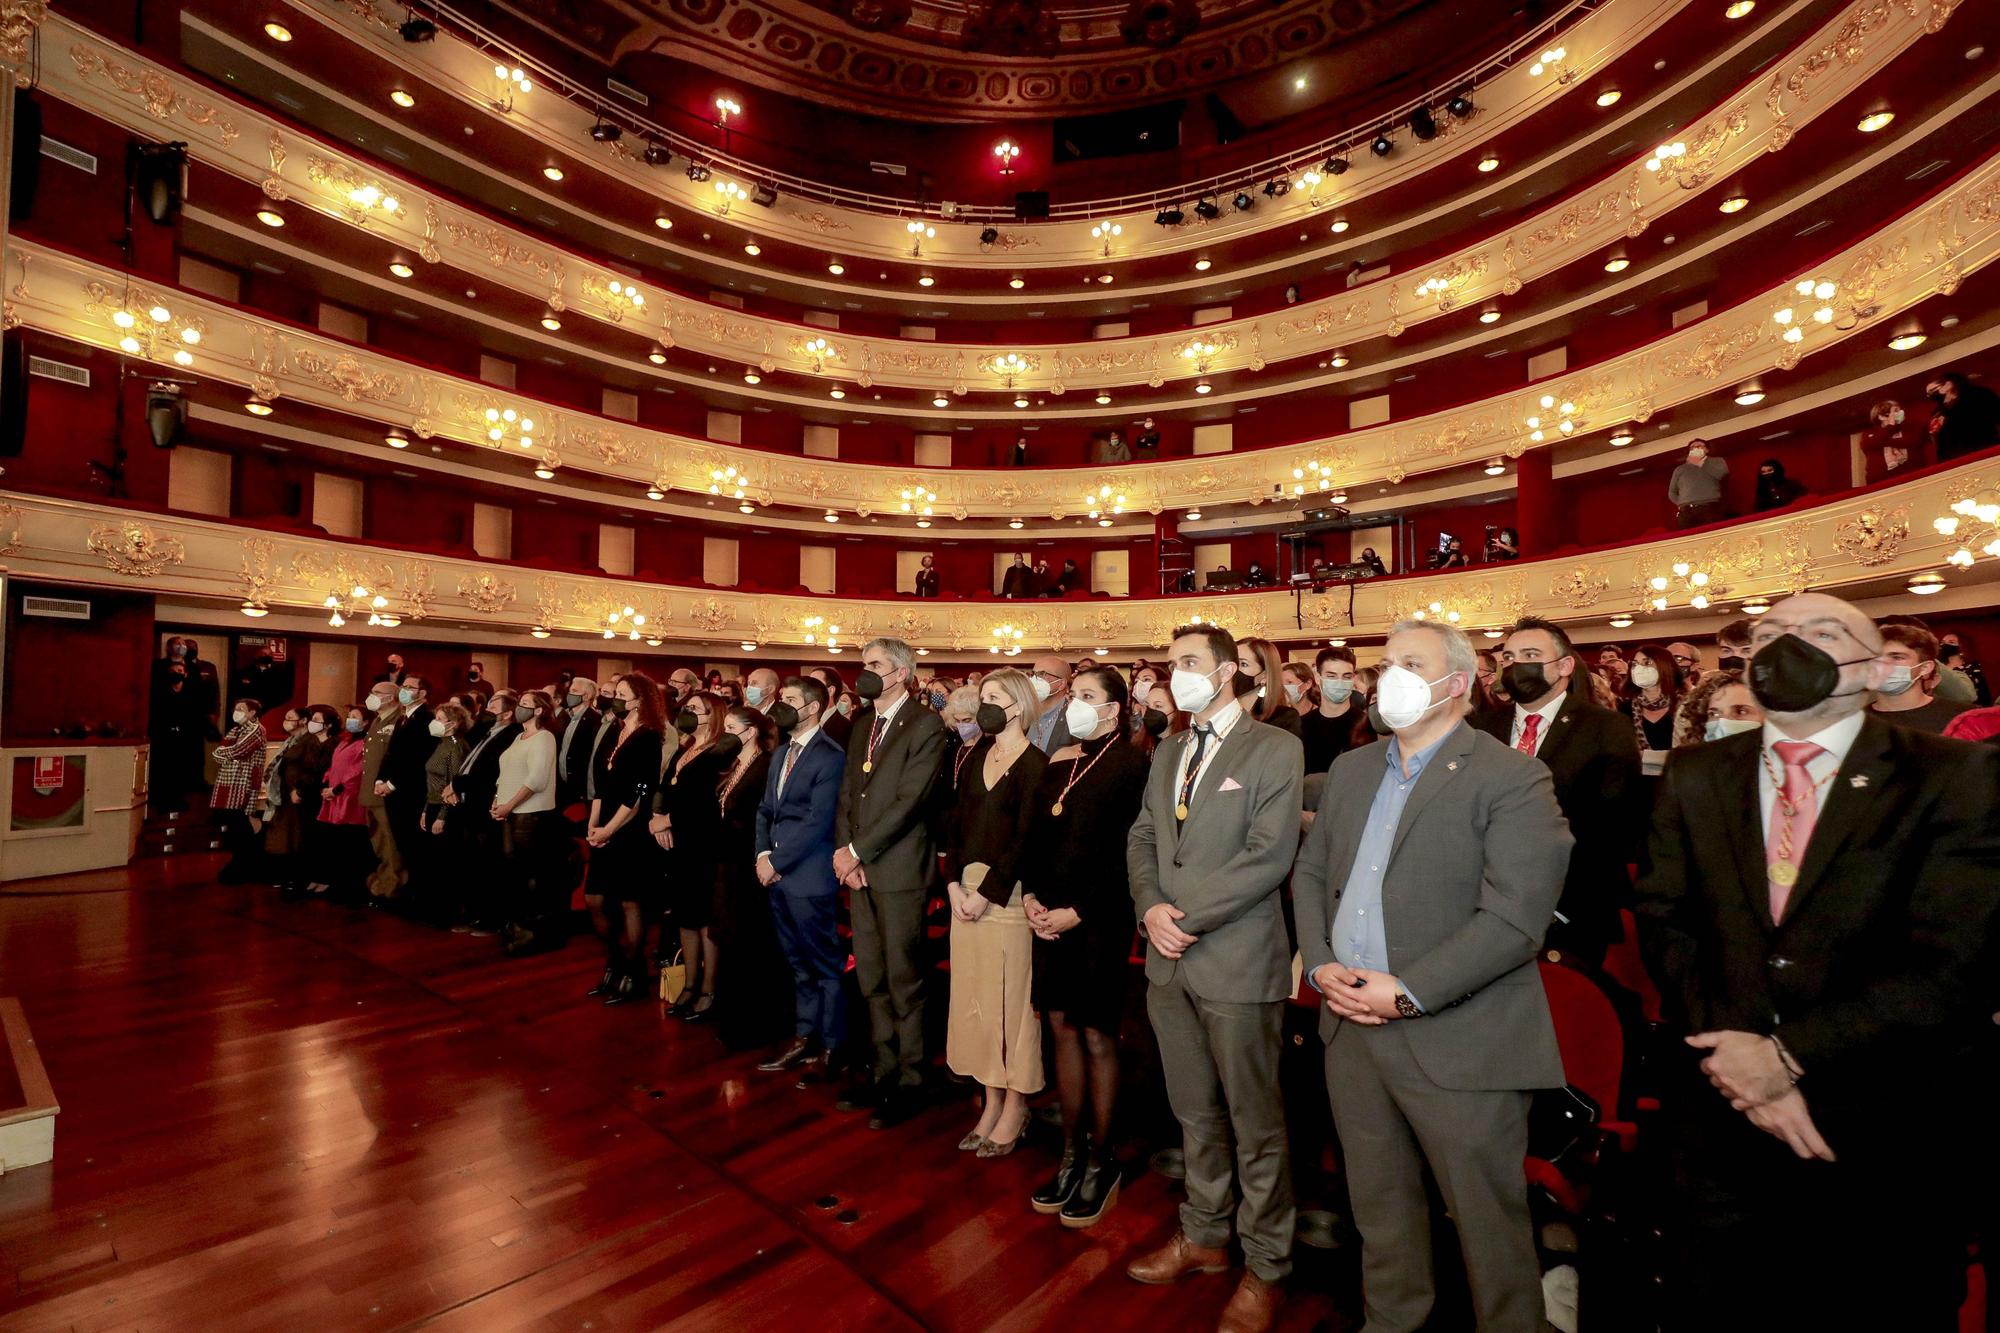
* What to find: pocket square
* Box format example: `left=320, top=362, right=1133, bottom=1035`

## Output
left=1218, top=776, right=1243, bottom=792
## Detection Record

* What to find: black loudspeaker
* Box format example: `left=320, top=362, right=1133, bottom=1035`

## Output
left=145, top=382, right=185, bottom=449
left=1014, top=189, right=1049, bottom=220
left=10, top=90, right=40, bottom=223
left=0, top=335, right=26, bottom=457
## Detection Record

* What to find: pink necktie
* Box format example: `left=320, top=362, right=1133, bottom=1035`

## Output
left=1766, top=740, right=1825, bottom=924
left=1517, top=713, right=1541, bottom=755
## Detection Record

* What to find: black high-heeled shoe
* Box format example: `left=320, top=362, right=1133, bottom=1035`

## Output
left=602, top=972, right=640, bottom=1005
left=1031, top=1136, right=1089, bottom=1215
left=586, top=966, right=618, bottom=998
left=680, top=992, right=717, bottom=1021
left=1060, top=1144, right=1120, bottom=1228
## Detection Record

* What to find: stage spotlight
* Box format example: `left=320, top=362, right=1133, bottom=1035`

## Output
left=1232, top=191, right=1254, bottom=211
left=589, top=120, right=621, bottom=143
left=686, top=162, right=712, bottom=183
left=979, top=226, right=1000, bottom=246
left=1410, top=105, right=1437, bottom=141
left=1193, top=197, right=1220, bottom=220
left=1154, top=205, right=1185, bottom=226
left=642, top=141, right=672, bottom=166
left=145, top=382, right=186, bottom=450
left=1447, top=92, right=1475, bottom=118
left=1262, top=177, right=1290, bottom=198
left=1370, top=127, right=1394, bottom=156
left=1324, top=156, right=1348, bottom=176
left=751, top=181, right=778, bottom=207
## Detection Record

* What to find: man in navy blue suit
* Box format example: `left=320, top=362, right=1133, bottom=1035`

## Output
left=755, top=675, right=850, bottom=1087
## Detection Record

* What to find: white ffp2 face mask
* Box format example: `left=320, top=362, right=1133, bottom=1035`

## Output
left=1030, top=675, right=1053, bottom=703
left=1375, top=665, right=1454, bottom=731
left=1064, top=697, right=1110, bottom=741
left=1170, top=666, right=1220, bottom=714
left=1628, top=664, right=1661, bottom=690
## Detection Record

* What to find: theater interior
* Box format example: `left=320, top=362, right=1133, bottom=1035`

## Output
left=0, top=0, right=1995, bottom=1328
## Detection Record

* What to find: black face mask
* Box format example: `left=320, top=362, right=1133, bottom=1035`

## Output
left=1367, top=703, right=1392, bottom=736
left=597, top=695, right=619, bottom=714
left=975, top=702, right=1009, bottom=736
left=769, top=701, right=801, bottom=733
left=712, top=732, right=744, bottom=761
left=1141, top=708, right=1170, bottom=738
left=856, top=669, right=886, bottom=702
left=1718, top=653, right=1746, bottom=673
left=675, top=709, right=700, bottom=734
left=1748, top=634, right=1873, bottom=713
left=1500, top=662, right=1559, bottom=705
left=604, top=697, right=630, bottom=719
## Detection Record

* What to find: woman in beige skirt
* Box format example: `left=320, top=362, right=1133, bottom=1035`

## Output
left=943, top=667, right=1048, bottom=1157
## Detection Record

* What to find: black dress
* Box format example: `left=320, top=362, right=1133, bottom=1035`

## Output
left=1018, top=732, right=1149, bottom=1032
left=656, top=742, right=733, bottom=929
left=588, top=724, right=665, bottom=906
left=713, top=752, right=793, bottom=1048
left=1260, top=702, right=1303, bottom=739
left=942, top=737, right=1047, bottom=905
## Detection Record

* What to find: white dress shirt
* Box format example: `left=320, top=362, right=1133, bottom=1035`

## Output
left=776, top=724, right=823, bottom=796
left=1509, top=691, right=1567, bottom=755
left=1756, top=711, right=1865, bottom=842
left=1176, top=696, right=1244, bottom=803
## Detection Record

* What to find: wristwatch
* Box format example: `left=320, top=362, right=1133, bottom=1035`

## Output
left=1393, top=987, right=1424, bottom=1020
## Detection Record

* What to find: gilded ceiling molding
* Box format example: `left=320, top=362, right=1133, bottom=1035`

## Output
left=9, top=146, right=1998, bottom=516
left=2, top=463, right=1989, bottom=649
left=264, top=0, right=1681, bottom=254
left=44, top=4, right=1943, bottom=394
left=0, top=0, right=49, bottom=72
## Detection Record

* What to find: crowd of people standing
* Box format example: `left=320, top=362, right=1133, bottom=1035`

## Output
left=166, top=599, right=1998, bottom=1332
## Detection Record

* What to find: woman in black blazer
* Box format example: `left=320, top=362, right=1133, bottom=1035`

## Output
left=1019, top=666, right=1149, bottom=1227
left=584, top=672, right=667, bottom=1005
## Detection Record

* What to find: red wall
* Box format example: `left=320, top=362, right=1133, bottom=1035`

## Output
left=3, top=582, right=156, bottom=743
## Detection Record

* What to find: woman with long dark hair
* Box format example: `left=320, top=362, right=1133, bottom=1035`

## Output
left=584, top=672, right=667, bottom=1004
left=1620, top=642, right=1685, bottom=754
left=312, top=705, right=371, bottom=898
left=267, top=704, right=330, bottom=897
left=652, top=690, right=734, bottom=1018
left=1020, top=665, right=1148, bottom=1227
left=1235, top=637, right=1302, bottom=737
left=712, top=705, right=785, bottom=1046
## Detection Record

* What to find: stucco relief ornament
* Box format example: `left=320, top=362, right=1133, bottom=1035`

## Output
left=688, top=598, right=734, bottom=633
left=238, top=538, right=277, bottom=609
left=88, top=520, right=184, bottom=576
left=261, top=130, right=288, bottom=202
left=1833, top=506, right=1910, bottom=566
left=0, top=502, right=24, bottom=560
left=456, top=572, right=517, bottom=614
left=397, top=561, right=436, bottom=621
left=1550, top=565, right=1611, bottom=610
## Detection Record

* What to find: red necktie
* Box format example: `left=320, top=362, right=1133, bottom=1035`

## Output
left=1517, top=713, right=1542, bottom=755
left=781, top=741, right=800, bottom=788
left=1766, top=740, right=1825, bottom=924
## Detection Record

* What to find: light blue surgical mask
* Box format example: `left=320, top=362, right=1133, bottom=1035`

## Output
left=344, top=717, right=366, bottom=734
left=1322, top=678, right=1354, bottom=704
left=744, top=684, right=765, bottom=707
left=1704, top=717, right=1761, bottom=742
left=398, top=686, right=418, bottom=706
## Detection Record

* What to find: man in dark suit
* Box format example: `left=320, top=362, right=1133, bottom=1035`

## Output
left=1124, top=622, right=1303, bottom=1332
left=833, top=637, right=950, bottom=1128
left=554, top=677, right=600, bottom=809
left=1000, top=555, right=1033, bottom=599
left=1472, top=615, right=1641, bottom=964
left=1635, top=592, right=2000, bottom=1331
left=755, top=675, right=849, bottom=1088
left=377, top=674, right=435, bottom=905
left=1295, top=618, right=1572, bottom=1333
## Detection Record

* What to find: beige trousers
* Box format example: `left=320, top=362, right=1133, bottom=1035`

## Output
left=946, top=886, right=1043, bottom=1094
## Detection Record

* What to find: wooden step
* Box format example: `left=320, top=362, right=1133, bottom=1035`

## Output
left=0, top=998, right=58, bottom=1174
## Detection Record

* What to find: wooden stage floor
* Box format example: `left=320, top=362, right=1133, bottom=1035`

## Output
left=0, top=860, right=1356, bottom=1331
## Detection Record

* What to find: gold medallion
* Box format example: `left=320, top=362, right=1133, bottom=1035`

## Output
left=1051, top=801, right=1064, bottom=817
left=1175, top=802, right=1189, bottom=820
left=862, top=760, right=873, bottom=774
left=1768, top=860, right=1799, bottom=887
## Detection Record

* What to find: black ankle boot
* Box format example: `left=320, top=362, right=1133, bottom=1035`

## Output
left=586, top=965, right=618, bottom=998
left=602, top=971, right=640, bottom=1005
left=1031, top=1137, right=1089, bottom=1215
left=1059, top=1144, right=1120, bottom=1229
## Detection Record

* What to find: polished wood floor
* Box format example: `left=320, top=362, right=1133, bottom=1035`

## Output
left=0, top=859, right=1356, bottom=1331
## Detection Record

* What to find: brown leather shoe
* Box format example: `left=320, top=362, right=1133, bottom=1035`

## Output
left=1125, top=1231, right=1230, bottom=1285
left=1216, top=1272, right=1282, bottom=1333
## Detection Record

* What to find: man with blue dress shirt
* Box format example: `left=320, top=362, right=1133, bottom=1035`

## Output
left=1293, top=619, right=1573, bottom=1333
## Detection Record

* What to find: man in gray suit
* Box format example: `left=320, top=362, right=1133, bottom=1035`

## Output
left=1126, top=622, right=1304, bottom=1333
left=1295, top=618, right=1572, bottom=1333
left=833, top=636, right=950, bottom=1130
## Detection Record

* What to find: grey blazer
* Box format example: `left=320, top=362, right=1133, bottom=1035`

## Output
left=1293, top=721, right=1572, bottom=1092
left=1128, top=711, right=1304, bottom=1004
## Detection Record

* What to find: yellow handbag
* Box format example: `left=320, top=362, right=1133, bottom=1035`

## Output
left=658, top=948, right=688, bottom=1004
